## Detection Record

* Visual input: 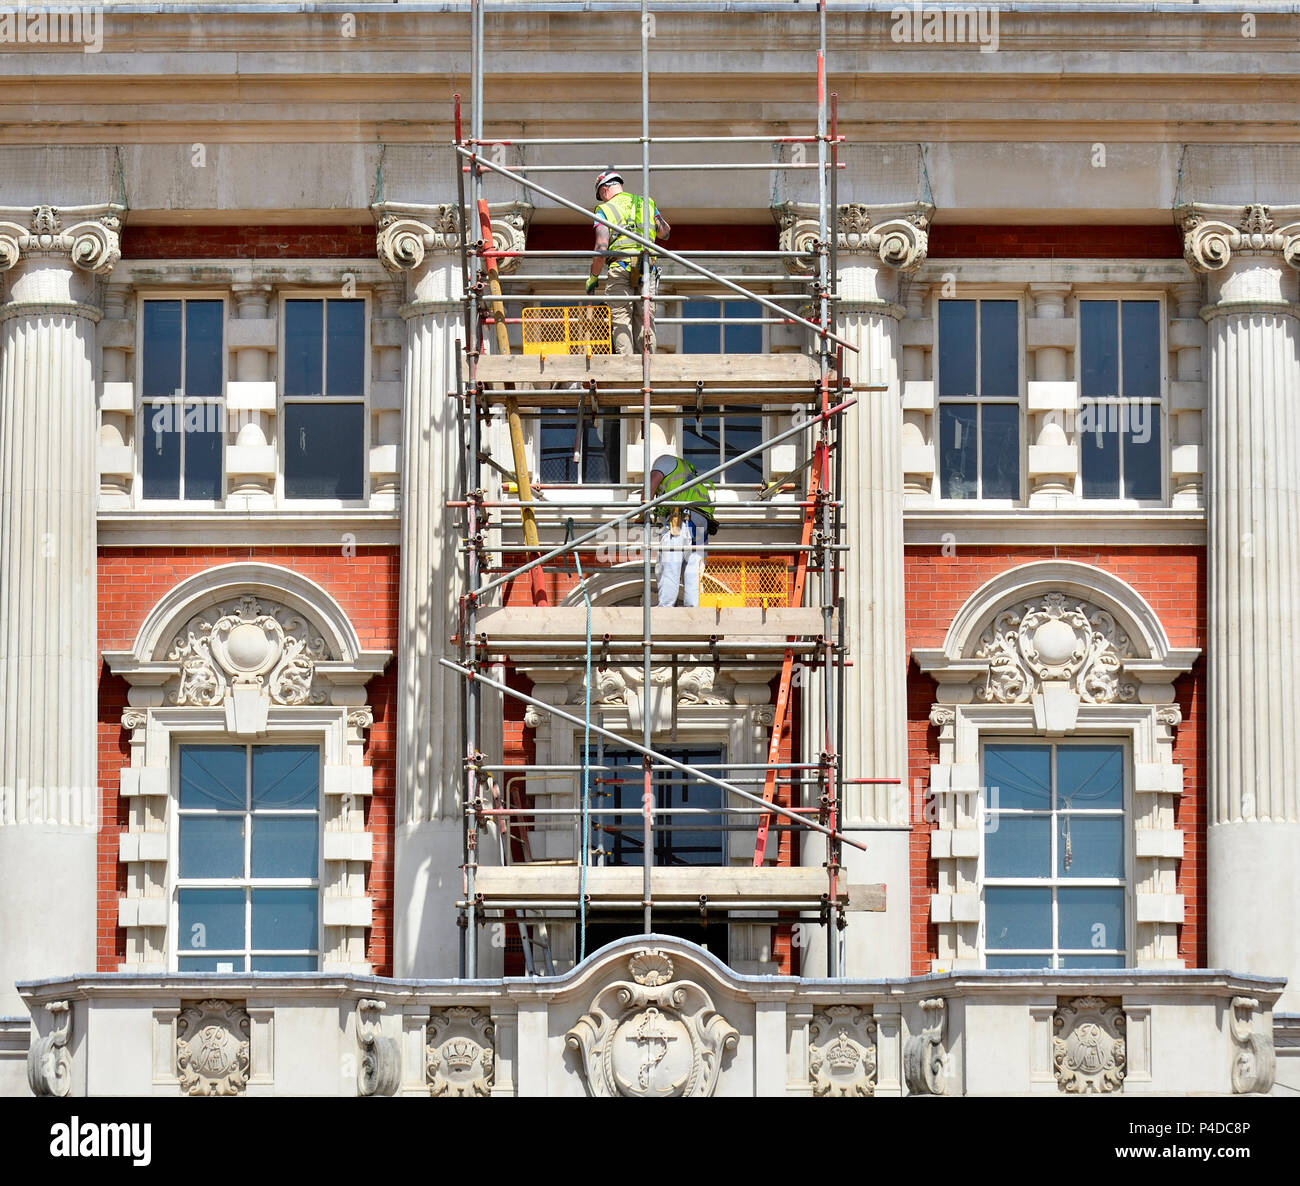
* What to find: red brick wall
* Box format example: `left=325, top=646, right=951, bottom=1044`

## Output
left=927, top=224, right=1185, bottom=259
left=904, top=545, right=1207, bottom=973
left=121, top=225, right=375, bottom=260
left=96, top=546, right=400, bottom=974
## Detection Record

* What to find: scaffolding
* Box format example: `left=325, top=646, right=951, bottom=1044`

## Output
left=447, top=0, right=893, bottom=979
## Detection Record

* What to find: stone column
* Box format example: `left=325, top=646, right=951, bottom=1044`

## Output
left=0, top=203, right=121, bottom=1012
left=376, top=202, right=529, bottom=978
left=1181, top=203, right=1300, bottom=1011
left=779, top=202, right=929, bottom=977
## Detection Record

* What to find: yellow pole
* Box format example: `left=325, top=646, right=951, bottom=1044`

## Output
left=477, top=200, right=547, bottom=603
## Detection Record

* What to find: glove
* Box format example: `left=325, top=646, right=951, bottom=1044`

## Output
left=584, top=275, right=599, bottom=295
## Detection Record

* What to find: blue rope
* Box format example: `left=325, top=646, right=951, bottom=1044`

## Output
left=568, top=519, right=594, bottom=962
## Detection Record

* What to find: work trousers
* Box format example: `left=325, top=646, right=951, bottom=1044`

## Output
left=656, top=511, right=707, bottom=608
left=606, top=266, right=658, bottom=356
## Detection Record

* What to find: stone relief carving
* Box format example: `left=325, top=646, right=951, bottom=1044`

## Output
left=26, top=1000, right=72, bottom=1098
left=928, top=706, right=955, bottom=729
left=1053, top=997, right=1126, bottom=1094
left=1178, top=203, right=1300, bottom=273
left=121, top=708, right=148, bottom=731
left=808, top=1005, right=877, bottom=1097
left=774, top=201, right=931, bottom=274
left=167, top=595, right=329, bottom=708
left=903, top=998, right=948, bottom=1096
left=566, top=949, right=739, bottom=1098
left=1229, top=996, right=1276, bottom=1095
left=375, top=205, right=463, bottom=270
left=427, top=1008, right=495, bottom=1097
left=0, top=204, right=122, bottom=274
left=176, top=1000, right=251, bottom=1096
left=974, top=592, right=1137, bottom=705
left=567, top=665, right=731, bottom=708
left=357, top=999, right=401, bottom=1097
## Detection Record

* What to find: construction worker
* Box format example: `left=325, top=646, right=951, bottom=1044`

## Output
left=585, top=168, right=671, bottom=355
left=648, top=453, right=716, bottom=608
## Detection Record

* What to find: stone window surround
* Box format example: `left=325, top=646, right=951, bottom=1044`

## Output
left=514, top=658, right=782, bottom=973
left=900, top=259, right=1204, bottom=514
left=914, top=560, right=1199, bottom=974
left=97, top=259, right=402, bottom=520
left=104, top=562, right=391, bottom=975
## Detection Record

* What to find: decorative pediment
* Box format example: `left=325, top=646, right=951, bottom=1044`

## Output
left=913, top=562, right=1199, bottom=728
left=104, top=563, right=391, bottom=735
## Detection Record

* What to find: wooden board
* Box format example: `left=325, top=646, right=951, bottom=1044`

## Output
left=472, top=864, right=885, bottom=910
left=474, top=605, right=834, bottom=643
left=469, top=352, right=837, bottom=404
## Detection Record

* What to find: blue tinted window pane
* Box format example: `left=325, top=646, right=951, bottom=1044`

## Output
left=179, top=816, right=244, bottom=879
left=1059, top=816, right=1125, bottom=879
left=986, top=954, right=1052, bottom=969
left=251, top=747, right=319, bottom=810
left=179, top=746, right=246, bottom=810
left=142, top=300, right=182, bottom=399
left=1058, top=887, right=1125, bottom=950
left=1080, top=301, right=1119, bottom=398
left=177, top=955, right=242, bottom=972
left=980, top=403, right=1020, bottom=499
left=660, top=753, right=725, bottom=866
left=984, top=745, right=1050, bottom=812
left=284, top=300, right=324, bottom=396
left=251, top=889, right=318, bottom=951
left=540, top=415, right=580, bottom=483
left=250, top=955, right=318, bottom=972
left=1080, top=422, right=1120, bottom=498
left=985, top=816, right=1051, bottom=878
left=980, top=300, right=1018, bottom=396
left=682, top=418, right=720, bottom=475
left=939, top=404, right=977, bottom=499
left=1060, top=953, right=1126, bottom=969
left=985, top=887, right=1052, bottom=949
left=938, top=300, right=977, bottom=397
left=179, top=888, right=245, bottom=951
left=722, top=301, right=762, bottom=353
left=252, top=817, right=318, bottom=879
left=1121, top=300, right=1161, bottom=399
left=583, top=421, right=619, bottom=483
left=184, top=300, right=224, bottom=397
left=326, top=300, right=366, bottom=396
left=724, top=414, right=763, bottom=484
left=284, top=402, right=365, bottom=499
left=682, top=301, right=721, bottom=354
left=183, top=402, right=223, bottom=500
left=1123, top=417, right=1161, bottom=500
left=1057, top=745, right=1123, bottom=810
left=141, top=401, right=181, bottom=500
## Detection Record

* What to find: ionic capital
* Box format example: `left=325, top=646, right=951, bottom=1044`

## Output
left=1177, top=203, right=1300, bottom=273
left=372, top=200, right=532, bottom=275
left=0, top=203, right=123, bottom=276
left=774, top=200, right=933, bottom=274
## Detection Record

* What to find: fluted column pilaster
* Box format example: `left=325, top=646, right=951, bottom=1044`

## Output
left=0, top=202, right=121, bottom=1011
left=1181, top=202, right=1300, bottom=1010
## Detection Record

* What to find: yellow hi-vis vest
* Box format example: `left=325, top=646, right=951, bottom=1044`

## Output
left=596, top=191, right=658, bottom=272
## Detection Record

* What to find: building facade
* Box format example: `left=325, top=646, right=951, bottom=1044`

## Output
left=0, top=0, right=1297, bottom=1097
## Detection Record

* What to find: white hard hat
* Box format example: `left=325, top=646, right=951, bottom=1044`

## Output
left=595, top=169, right=624, bottom=195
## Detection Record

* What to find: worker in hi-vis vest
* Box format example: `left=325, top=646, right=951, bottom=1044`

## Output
left=648, top=453, right=716, bottom=608
left=585, top=168, right=671, bottom=355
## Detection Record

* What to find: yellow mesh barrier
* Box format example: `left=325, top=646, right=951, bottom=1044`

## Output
left=700, top=557, right=792, bottom=609
left=521, top=306, right=612, bottom=356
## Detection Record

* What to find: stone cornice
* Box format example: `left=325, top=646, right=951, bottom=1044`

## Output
left=1176, top=202, right=1300, bottom=273
left=774, top=201, right=932, bottom=274
left=372, top=200, right=532, bottom=275
left=0, top=204, right=123, bottom=275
